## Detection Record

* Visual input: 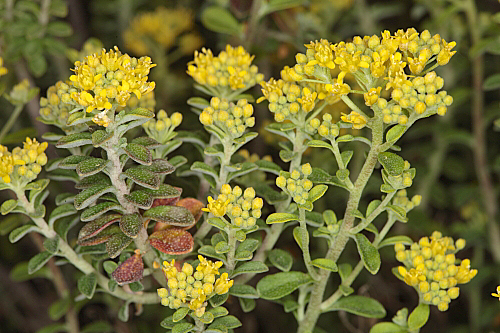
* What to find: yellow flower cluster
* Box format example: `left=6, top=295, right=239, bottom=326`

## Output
left=39, top=81, right=76, bottom=130
left=395, top=232, right=476, bottom=312
left=199, top=97, right=255, bottom=137
left=260, top=29, right=455, bottom=123
left=383, top=160, right=414, bottom=189
left=492, top=286, right=500, bottom=301
left=220, top=184, right=263, bottom=228
left=142, top=109, right=182, bottom=144
left=157, top=256, right=233, bottom=317
left=0, top=138, right=48, bottom=184
left=276, top=163, right=313, bottom=205
left=187, top=45, right=264, bottom=92
left=125, top=91, right=156, bottom=111
left=391, top=71, right=453, bottom=118
left=341, top=111, right=367, bottom=129
left=391, top=190, right=422, bottom=212
left=124, top=7, right=202, bottom=56
left=0, top=57, right=7, bottom=77
left=69, top=47, right=155, bottom=116
left=309, top=113, right=340, bottom=139
left=258, top=77, right=334, bottom=122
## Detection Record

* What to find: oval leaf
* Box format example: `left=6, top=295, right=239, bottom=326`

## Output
left=257, top=271, right=313, bottom=300
left=354, top=233, right=381, bottom=275
left=324, top=295, right=386, bottom=318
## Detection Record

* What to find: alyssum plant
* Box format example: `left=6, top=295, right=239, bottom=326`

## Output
left=0, top=29, right=477, bottom=333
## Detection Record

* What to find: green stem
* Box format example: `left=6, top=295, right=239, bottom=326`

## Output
left=13, top=189, right=160, bottom=304
left=235, top=128, right=305, bottom=284
left=194, top=317, right=205, bottom=333
left=0, top=104, right=24, bottom=143
left=298, top=208, right=319, bottom=280
left=297, top=112, right=384, bottom=333
left=340, top=95, right=369, bottom=119
left=349, top=191, right=396, bottom=234
left=320, top=215, right=397, bottom=311
left=226, top=227, right=237, bottom=272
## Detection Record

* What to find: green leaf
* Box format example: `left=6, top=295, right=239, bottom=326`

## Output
left=209, top=293, right=229, bottom=308
left=131, top=136, right=161, bottom=148
left=119, top=213, right=142, bottom=238
left=81, top=202, right=121, bottom=222
left=239, top=297, right=256, bottom=313
left=124, top=190, right=153, bottom=209
left=407, top=303, right=430, bottom=330
left=311, top=258, right=338, bottom=272
left=201, top=6, right=243, bottom=35
left=28, top=251, right=53, bottom=274
left=231, top=261, right=268, bottom=277
left=266, top=212, right=298, bottom=224
left=44, top=236, right=60, bottom=254
left=124, top=143, right=152, bottom=165
left=74, top=185, right=114, bottom=210
left=187, top=96, right=210, bottom=109
left=146, top=159, right=175, bottom=174
left=103, top=260, right=118, bottom=275
left=78, top=273, right=97, bottom=299
left=324, top=295, right=386, bottom=318
left=35, top=323, right=68, bottom=333
left=293, top=226, right=308, bottom=251
left=257, top=271, right=313, bottom=300
left=378, top=235, right=413, bottom=248
left=28, top=52, right=47, bottom=77
left=172, top=323, right=194, bottom=333
left=191, top=161, right=218, bottom=179
left=307, top=140, right=333, bottom=149
left=76, top=157, right=108, bottom=177
left=308, top=184, right=328, bottom=202
left=254, top=159, right=282, bottom=175
left=1, top=199, right=18, bottom=215
left=253, top=183, right=288, bottom=204
left=215, top=241, right=229, bottom=253
left=56, top=132, right=92, bottom=148
left=48, top=296, right=71, bottom=320
left=341, top=151, right=354, bottom=167
left=263, top=0, right=303, bottom=14
left=208, top=217, right=229, bottom=230
left=143, top=205, right=195, bottom=227
left=366, top=200, right=382, bottom=218
left=59, top=155, right=90, bottom=169
left=48, top=204, right=77, bottom=226
left=199, top=245, right=226, bottom=261
left=173, top=307, right=189, bottom=322
left=118, top=303, right=129, bottom=322
left=380, top=184, right=395, bottom=193
left=209, top=306, right=229, bottom=318
left=91, top=129, right=113, bottom=147
left=160, top=316, right=175, bottom=329
left=227, top=162, right=258, bottom=181
left=354, top=234, right=381, bottom=274
left=370, top=322, right=405, bottom=333
left=268, top=249, right=293, bottom=272
left=211, top=315, right=242, bottom=329
left=117, top=108, right=154, bottom=125
left=378, top=152, right=404, bottom=176
left=339, top=285, right=354, bottom=296
left=46, top=21, right=72, bottom=36
left=106, top=233, right=133, bottom=258
left=279, top=150, right=296, bottom=162
left=386, top=124, right=406, bottom=143
left=229, top=284, right=259, bottom=299
left=200, top=311, right=215, bottom=324
left=484, top=73, right=500, bottom=91
left=386, top=205, right=407, bottom=221
left=123, top=167, right=160, bottom=190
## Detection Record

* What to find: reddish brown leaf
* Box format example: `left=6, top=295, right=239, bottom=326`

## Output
left=151, top=197, right=180, bottom=208
left=149, top=228, right=194, bottom=255
left=78, top=214, right=122, bottom=242
left=176, top=198, right=204, bottom=225
left=112, top=250, right=144, bottom=285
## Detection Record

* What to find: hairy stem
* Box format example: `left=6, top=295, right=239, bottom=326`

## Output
left=226, top=228, right=237, bottom=272
left=297, top=113, right=384, bottom=333
left=299, top=208, right=319, bottom=280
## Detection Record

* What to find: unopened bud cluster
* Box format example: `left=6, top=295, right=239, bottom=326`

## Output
left=391, top=71, right=453, bottom=118
left=143, top=109, right=183, bottom=143
left=309, top=113, right=339, bottom=139
left=199, top=98, right=255, bottom=137
left=187, top=45, right=263, bottom=91
left=39, top=81, right=77, bottom=131
left=384, top=160, right=415, bottom=189
left=157, top=256, right=233, bottom=317
left=391, top=190, right=421, bottom=212
left=395, top=232, right=476, bottom=312
left=275, top=163, right=313, bottom=205
left=0, top=138, right=48, bottom=184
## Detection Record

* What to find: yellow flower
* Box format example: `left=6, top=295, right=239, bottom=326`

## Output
left=341, top=111, right=367, bottom=129
left=297, top=87, right=317, bottom=112
left=92, top=110, right=111, bottom=127
left=437, top=40, right=457, bottom=66
left=304, top=39, right=336, bottom=69
left=492, top=286, right=500, bottom=301
left=202, top=196, right=229, bottom=217
left=0, top=57, right=7, bottom=76
left=364, top=87, right=381, bottom=106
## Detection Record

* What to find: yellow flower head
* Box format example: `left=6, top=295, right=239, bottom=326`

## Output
left=69, top=47, right=156, bottom=114
left=492, top=286, right=500, bottom=301
left=215, top=184, right=262, bottom=228
left=199, top=98, right=255, bottom=138
left=341, top=111, right=367, bottom=130
left=202, top=196, right=230, bottom=217
left=0, top=57, right=7, bottom=77
left=0, top=138, right=48, bottom=185
left=187, top=45, right=264, bottom=91
left=395, top=232, right=477, bottom=311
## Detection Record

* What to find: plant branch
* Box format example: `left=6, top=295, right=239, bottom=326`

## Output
left=0, top=104, right=24, bottom=143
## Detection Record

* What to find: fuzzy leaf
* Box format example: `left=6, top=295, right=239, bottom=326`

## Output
left=43, top=236, right=59, bottom=254
left=378, top=235, right=413, bottom=248
left=28, top=251, right=53, bottom=274
left=229, top=284, right=259, bottom=299
left=76, top=173, right=111, bottom=189
left=74, top=185, right=114, bottom=210
left=112, top=253, right=144, bottom=285
left=231, top=261, right=268, bottom=278
left=173, top=307, right=189, bottom=322
left=124, top=190, right=154, bottom=209
left=311, top=258, right=338, bottom=272
left=386, top=125, right=406, bottom=143
left=124, top=143, right=152, bottom=165
left=199, top=245, right=226, bottom=261
left=308, top=184, right=328, bottom=202
left=149, top=228, right=194, bottom=255
left=123, top=167, right=160, bottom=190
left=78, top=273, right=97, bottom=299
left=56, top=132, right=92, bottom=148
left=254, top=159, right=282, bottom=175
left=408, top=303, right=430, bottom=330
left=211, top=315, right=242, bottom=329
left=172, top=323, right=194, bottom=333
left=191, top=161, right=218, bottom=179
left=9, top=224, right=40, bottom=243
left=48, top=296, right=71, bottom=320
left=201, top=6, right=242, bottom=35
left=131, top=136, right=161, bottom=148
left=91, top=130, right=113, bottom=147
left=117, top=107, right=154, bottom=125
left=81, top=202, right=121, bottom=222
left=266, top=213, right=298, bottom=224
left=106, top=233, right=133, bottom=258
left=119, top=213, right=142, bottom=238
left=257, top=271, right=313, bottom=300
left=144, top=184, right=182, bottom=199
left=323, top=295, right=386, bottom=318
left=76, top=157, right=108, bottom=177
left=370, top=322, right=405, bottom=333
left=239, top=298, right=256, bottom=313
left=48, top=204, right=77, bottom=226
left=378, top=152, right=404, bottom=176
left=354, top=234, right=381, bottom=274
left=1, top=199, right=18, bottom=215
left=78, top=214, right=121, bottom=242
left=146, top=159, right=175, bottom=174
left=268, top=249, right=293, bottom=272
left=143, top=205, right=195, bottom=227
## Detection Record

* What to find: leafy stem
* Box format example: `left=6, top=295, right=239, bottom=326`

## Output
left=226, top=227, right=238, bottom=272
left=298, top=208, right=320, bottom=280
